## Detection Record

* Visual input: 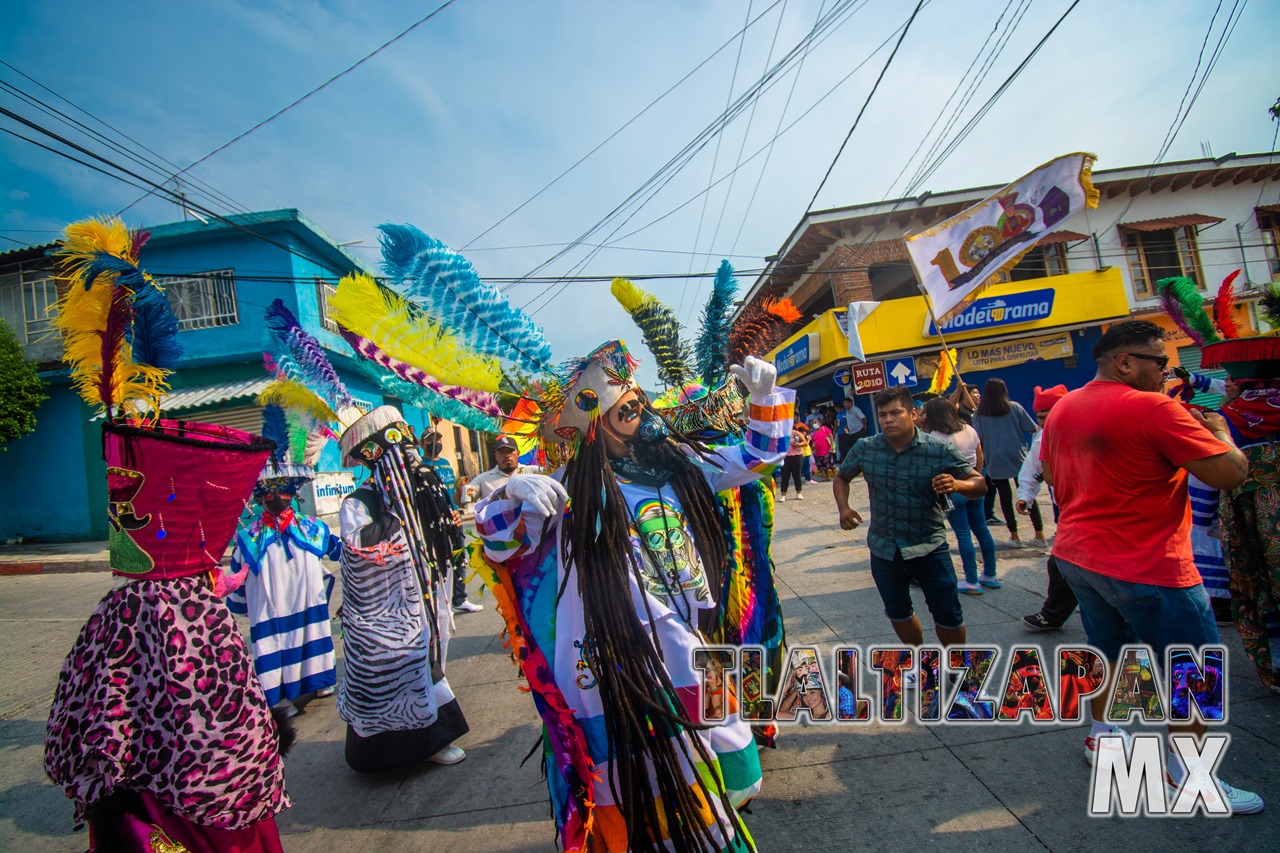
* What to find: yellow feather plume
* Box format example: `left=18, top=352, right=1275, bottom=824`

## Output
left=52, top=217, right=171, bottom=418
left=257, top=379, right=340, bottom=424
left=330, top=272, right=503, bottom=393
left=928, top=348, right=958, bottom=395
left=610, top=276, right=647, bottom=313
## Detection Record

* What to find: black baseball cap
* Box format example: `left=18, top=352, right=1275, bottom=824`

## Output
left=494, top=436, right=519, bottom=451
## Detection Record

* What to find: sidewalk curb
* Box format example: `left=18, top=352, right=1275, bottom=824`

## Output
left=0, top=560, right=109, bottom=576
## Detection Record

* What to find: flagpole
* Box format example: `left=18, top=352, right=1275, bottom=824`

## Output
left=913, top=279, right=969, bottom=400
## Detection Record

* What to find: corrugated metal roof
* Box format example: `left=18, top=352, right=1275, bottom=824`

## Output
left=1119, top=213, right=1224, bottom=232
left=160, top=377, right=270, bottom=411
left=93, top=377, right=271, bottom=420
left=1038, top=229, right=1089, bottom=245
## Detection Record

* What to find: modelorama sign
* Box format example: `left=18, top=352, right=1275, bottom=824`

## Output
left=693, top=643, right=1236, bottom=816
left=924, top=287, right=1056, bottom=337
left=958, top=331, right=1074, bottom=373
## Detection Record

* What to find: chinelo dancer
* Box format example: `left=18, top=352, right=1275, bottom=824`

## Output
left=336, top=405, right=471, bottom=772
left=221, top=307, right=345, bottom=717
left=472, top=338, right=794, bottom=852
left=43, top=218, right=291, bottom=852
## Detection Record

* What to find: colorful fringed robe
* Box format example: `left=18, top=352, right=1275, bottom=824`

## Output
left=472, top=387, right=795, bottom=852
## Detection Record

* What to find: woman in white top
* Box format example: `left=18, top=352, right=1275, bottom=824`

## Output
left=921, top=397, right=998, bottom=594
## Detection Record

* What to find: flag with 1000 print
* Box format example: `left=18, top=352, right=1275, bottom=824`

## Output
left=903, top=152, right=1099, bottom=322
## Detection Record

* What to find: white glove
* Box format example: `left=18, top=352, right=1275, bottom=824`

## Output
left=505, top=473, right=568, bottom=517
left=729, top=355, right=777, bottom=397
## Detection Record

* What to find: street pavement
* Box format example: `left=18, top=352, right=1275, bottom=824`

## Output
left=2, top=478, right=1277, bottom=852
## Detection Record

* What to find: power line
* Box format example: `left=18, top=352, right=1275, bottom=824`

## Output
left=677, top=1, right=757, bottom=324
left=512, top=0, right=869, bottom=293
left=115, top=0, right=458, bottom=216
left=803, top=0, right=927, bottom=214
left=0, top=62, right=257, bottom=218
left=460, top=1, right=786, bottom=250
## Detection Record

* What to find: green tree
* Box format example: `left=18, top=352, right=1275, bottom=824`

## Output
left=0, top=318, right=46, bottom=448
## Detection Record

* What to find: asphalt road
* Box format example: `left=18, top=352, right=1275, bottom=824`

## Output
left=2, top=478, right=1276, bottom=852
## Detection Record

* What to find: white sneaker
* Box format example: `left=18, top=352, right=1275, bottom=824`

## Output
left=778, top=494, right=786, bottom=502
left=428, top=744, right=467, bottom=765
left=1029, top=537, right=1049, bottom=549
left=451, top=600, right=484, bottom=614
left=796, top=493, right=805, bottom=500
left=1165, top=770, right=1265, bottom=815
left=1084, top=727, right=1131, bottom=766
left=314, top=685, right=336, bottom=698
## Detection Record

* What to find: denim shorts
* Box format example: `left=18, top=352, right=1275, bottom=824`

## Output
left=868, top=546, right=965, bottom=629
left=1056, top=558, right=1220, bottom=660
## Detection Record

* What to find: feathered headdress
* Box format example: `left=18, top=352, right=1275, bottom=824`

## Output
left=53, top=217, right=183, bottom=419
left=330, top=271, right=504, bottom=394
left=695, top=260, right=738, bottom=388
left=1212, top=270, right=1242, bottom=340
left=726, top=297, right=801, bottom=369
left=610, top=277, right=693, bottom=388
left=258, top=299, right=358, bottom=463
left=1157, top=277, right=1219, bottom=347
left=378, top=223, right=552, bottom=373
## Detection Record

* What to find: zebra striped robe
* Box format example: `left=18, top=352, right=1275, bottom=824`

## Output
left=336, top=489, right=468, bottom=772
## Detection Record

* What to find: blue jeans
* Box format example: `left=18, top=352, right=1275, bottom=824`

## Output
left=868, top=546, right=965, bottom=629
left=947, top=493, right=997, bottom=584
left=1056, top=558, right=1220, bottom=660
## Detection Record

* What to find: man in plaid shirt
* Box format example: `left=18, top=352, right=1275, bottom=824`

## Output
left=833, top=386, right=987, bottom=647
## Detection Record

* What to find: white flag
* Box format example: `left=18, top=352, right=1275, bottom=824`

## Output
left=904, top=152, right=1098, bottom=321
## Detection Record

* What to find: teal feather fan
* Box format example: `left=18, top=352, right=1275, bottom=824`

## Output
left=378, top=223, right=552, bottom=373
left=696, top=260, right=738, bottom=387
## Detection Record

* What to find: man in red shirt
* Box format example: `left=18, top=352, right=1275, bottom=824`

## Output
left=1042, top=320, right=1262, bottom=814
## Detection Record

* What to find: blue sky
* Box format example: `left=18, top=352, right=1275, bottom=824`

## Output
left=3, top=0, right=1278, bottom=387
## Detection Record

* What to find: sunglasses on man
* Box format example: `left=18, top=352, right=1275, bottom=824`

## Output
left=1118, top=352, right=1170, bottom=370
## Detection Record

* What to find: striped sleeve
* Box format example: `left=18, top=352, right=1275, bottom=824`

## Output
left=703, top=386, right=797, bottom=493
left=474, top=491, right=553, bottom=564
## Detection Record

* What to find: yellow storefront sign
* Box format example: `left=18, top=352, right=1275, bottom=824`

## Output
left=767, top=268, right=1128, bottom=383
left=958, top=333, right=1074, bottom=373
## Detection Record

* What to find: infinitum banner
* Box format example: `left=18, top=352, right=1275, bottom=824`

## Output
left=904, top=152, right=1099, bottom=321
left=958, top=332, right=1074, bottom=373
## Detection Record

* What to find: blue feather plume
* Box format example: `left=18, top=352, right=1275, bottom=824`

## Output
left=83, top=251, right=182, bottom=370
left=696, top=260, right=738, bottom=387
left=260, top=403, right=290, bottom=463
left=348, top=355, right=500, bottom=432
left=377, top=223, right=552, bottom=373
left=263, top=299, right=355, bottom=412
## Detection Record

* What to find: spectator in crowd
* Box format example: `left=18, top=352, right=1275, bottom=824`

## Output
left=921, top=397, right=998, bottom=594
left=420, top=429, right=483, bottom=614
left=837, top=397, right=868, bottom=462
left=1042, top=320, right=1262, bottom=813
left=1016, top=384, right=1076, bottom=632
left=779, top=422, right=809, bottom=501
left=833, top=386, right=986, bottom=648
left=811, top=418, right=837, bottom=480
left=975, top=378, right=1047, bottom=548
left=465, top=435, right=543, bottom=504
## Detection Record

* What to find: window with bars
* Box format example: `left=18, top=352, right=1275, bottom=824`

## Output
left=1259, top=210, right=1280, bottom=280
left=1120, top=225, right=1206, bottom=297
left=316, top=276, right=340, bottom=334
left=158, top=269, right=239, bottom=330
left=21, top=270, right=59, bottom=343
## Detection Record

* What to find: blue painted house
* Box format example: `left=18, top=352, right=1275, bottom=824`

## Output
left=0, top=209, right=467, bottom=542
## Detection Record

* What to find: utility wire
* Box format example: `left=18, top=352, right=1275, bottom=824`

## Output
left=677, top=1, right=757, bottom=323
left=803, top=0, right=927, bottom=214
left=115, top=0, right=458, bottom=215
left=1100, top=0, right=1247, bottom=233
left=514, top=0, right=870, bottom=298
